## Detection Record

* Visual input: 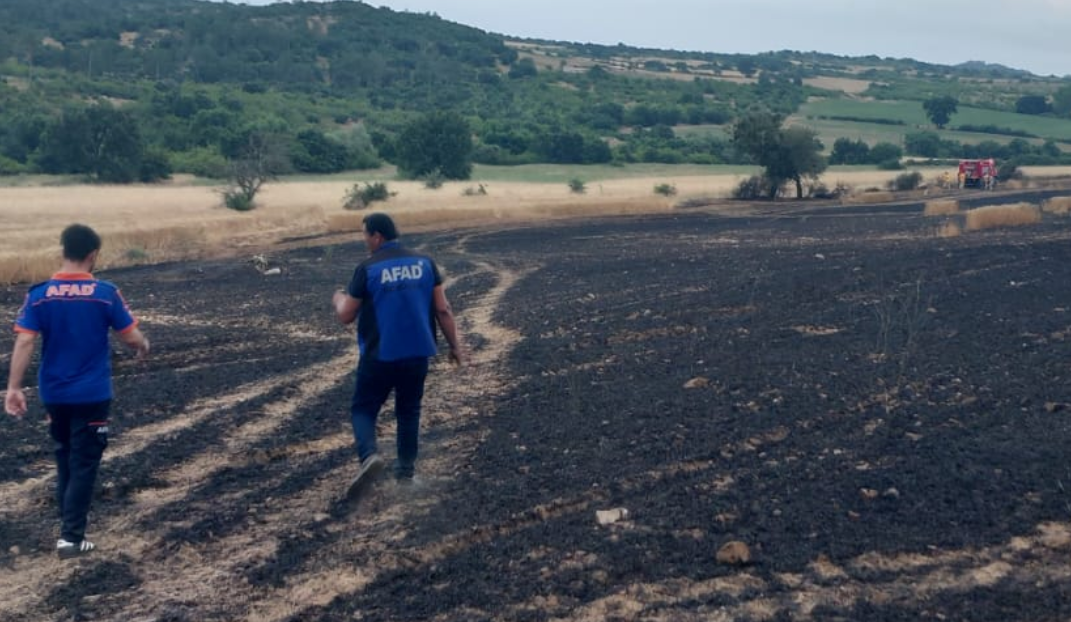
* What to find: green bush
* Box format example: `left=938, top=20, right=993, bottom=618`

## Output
left=422, top=168, right=445, bottom=189
left=653, top=183, right=678, bottom=196
left=877, top=158, right=904, bottom=171
left=0, top=155, right=26, bottom=175
left=344, top=181, right=392, bottom=210
left=568, top=178, right=586, bottom=194
left=732, top=175, right=773, bottom=200
left=222, top=189, right=255, bottom=211
left=889, top=171, right=923, bottom=191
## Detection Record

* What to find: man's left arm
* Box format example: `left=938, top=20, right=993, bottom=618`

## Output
left=333, top=290, right=361, bottom=325
left=433, top=286, right=465, bottom=365
left=5, top=332, right=36, bottom=418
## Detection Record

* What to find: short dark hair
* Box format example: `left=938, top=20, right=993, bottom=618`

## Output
left=61, top=224, right=102, bottom=261
left=362, top=212, right=398, bottom=241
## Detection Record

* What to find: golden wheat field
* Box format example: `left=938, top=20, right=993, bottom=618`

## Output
left=1, top=167, right=1066, bottom=284
left=0, top=169, right=904, bottom=283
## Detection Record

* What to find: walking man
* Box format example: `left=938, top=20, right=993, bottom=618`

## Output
left=332, top=213, right=464, bottom=501
left=5, top=224, right=150, bottom=558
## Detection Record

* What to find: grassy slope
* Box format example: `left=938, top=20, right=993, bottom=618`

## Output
left=799, top=99, right=1071, bottom=142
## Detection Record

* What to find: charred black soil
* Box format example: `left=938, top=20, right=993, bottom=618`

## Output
left=2, top=197, right=1071, bottom=621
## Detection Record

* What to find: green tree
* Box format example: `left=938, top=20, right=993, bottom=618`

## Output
left=508, top=58, right=538, bottom=80
left=904, top=131, right=943, bottom=158
left=1053, top=84, right=1071, bottom=117
left=731, top=112, right=826, bottom=198
left=395, top=111, right=473, bottom=179
left=769, top=127, right=827, bottom=199
left=290, top=129, right=350, bottom=173
left=867, top=142, right=904, bottom=165
left=36, top=104, right=167, bottom=183
left=922, top=96, right=958, bottom=129
left=1015, top=95, right=1051, bottom=115
left=829, top=138, right=870, bottom=165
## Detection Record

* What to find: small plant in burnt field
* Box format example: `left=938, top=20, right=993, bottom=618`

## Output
left=868, top=277, right=934, bottom=413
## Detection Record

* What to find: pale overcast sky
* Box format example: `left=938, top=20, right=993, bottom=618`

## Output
left=223, top=0, right=1071, bottom=77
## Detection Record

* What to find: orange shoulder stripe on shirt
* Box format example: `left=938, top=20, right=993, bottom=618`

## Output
left=51, top=272, right=95, bottom=281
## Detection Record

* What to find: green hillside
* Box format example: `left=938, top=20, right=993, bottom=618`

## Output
left=1, top=0, right=1070, bottom=184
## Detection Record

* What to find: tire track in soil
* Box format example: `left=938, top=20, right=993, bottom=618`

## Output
left=0, top=238, right=531, bottom=621
left=0, top=349, right=351, bottom=518
left=238, top=256, right=534, bottom=622
left=0, top=328, right=357, bottom=620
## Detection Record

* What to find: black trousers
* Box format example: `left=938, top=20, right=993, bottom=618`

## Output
left=46, top=400, right=110, bottom=543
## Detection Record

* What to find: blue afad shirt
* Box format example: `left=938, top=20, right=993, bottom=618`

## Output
left=347, top=242, right=442, bottom=362
left=14, top=273, right=137, bottom=404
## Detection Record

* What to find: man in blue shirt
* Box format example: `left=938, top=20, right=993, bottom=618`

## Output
left=332, top=213, right=464, bottom=502
left=5, top=224, right=150, bottom=558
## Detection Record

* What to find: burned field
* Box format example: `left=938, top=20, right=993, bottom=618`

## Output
left=2, top=198, right=1071, bottom=621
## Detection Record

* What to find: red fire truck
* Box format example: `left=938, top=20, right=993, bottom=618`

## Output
left=958, top=158, right=997, bottom=189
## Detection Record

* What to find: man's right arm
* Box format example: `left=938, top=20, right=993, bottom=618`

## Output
left=117, top=326, right=150, bottom=360
left=5, top=331, right=36, bottom=417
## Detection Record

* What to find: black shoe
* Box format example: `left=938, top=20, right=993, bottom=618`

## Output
left=346, top=454, right=385, bottom=502
left=56, top=539, right=95, bottom=559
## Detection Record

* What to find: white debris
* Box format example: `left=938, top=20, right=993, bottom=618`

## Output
left=596, top=508, right=629, bottom=526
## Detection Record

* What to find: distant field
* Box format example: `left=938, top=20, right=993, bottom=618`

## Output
left=3, top=164, right=1069, bottom=283
left=672, top=115, right=1071, bottom=154
left=799, top=100, right=1071, bottom=142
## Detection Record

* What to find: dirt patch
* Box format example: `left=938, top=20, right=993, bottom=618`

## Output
left=2, top=197, right=1071, bottom=621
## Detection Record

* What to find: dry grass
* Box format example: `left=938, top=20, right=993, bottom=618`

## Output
left=0, top=168, right=1058, bottom=283
left=327, top=197, right=672, bottom=236
left=924, top=199, right=960, bottom=217
left=1042, top=196, right=1071, bottom=215
left=936, top=221, right=962, bottom=238
left=964, top=203, right=1042, bottom=231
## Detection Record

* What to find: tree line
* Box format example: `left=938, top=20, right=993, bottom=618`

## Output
left=2, top=0, right=1070, bottom=192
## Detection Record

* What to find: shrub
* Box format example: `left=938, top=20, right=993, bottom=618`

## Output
left=222, top=190, right=255, bottom=212
left=568, top=178, right=586, bottom=194
left=889, top=171, right=923, bottom=191
left=732, top=175, right=773, bottom=200
left=422, top=168, right=446, bottom=189
left=344, top=181, right=392, bottom=210
left=999, top=160, right=1023, bottom=180
left=877, top=158, right=904, bottom=171
left=924, top=200, right=959, bottom=216
left=0, top=154, right=26, bottom=175
left=965, top=203, right=1041, bottom=231
left=810, top=182, right=850, bottom=199
left=653, top=183, right=677, bottom=197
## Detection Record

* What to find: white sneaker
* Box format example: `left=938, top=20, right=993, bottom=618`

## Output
left=56, top=538, right=95, bottom=559
left=345, top=454, right=385, bottom=503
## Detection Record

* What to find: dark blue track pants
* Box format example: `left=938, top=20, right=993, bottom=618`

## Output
left=350, top=357, right=429, bottom=479
left=46, top=400, right=110, bottom=543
